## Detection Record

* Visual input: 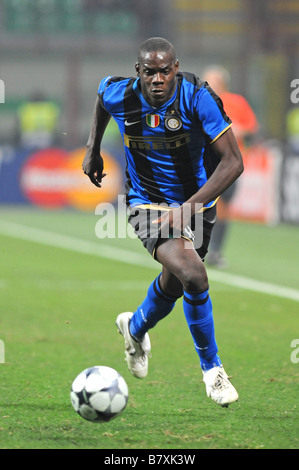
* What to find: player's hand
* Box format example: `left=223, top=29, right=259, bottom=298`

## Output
left=152, top=205, right=191, bottom=235
left=82, top=153, right=106, bottom=188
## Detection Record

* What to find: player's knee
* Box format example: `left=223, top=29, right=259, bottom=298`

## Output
left=180, top=267, right=209, bottom=293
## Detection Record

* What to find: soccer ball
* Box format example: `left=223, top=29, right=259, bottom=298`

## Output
left=70, top=366, right=129, bottom=422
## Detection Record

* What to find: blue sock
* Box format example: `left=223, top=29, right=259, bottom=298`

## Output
left=183, top=289, right=222, bottom=371
left=130, top=274, right=177, bottom=340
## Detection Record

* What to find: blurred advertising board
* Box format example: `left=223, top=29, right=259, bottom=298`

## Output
left=0, top=143, right=288, bottom=226
left=229, top=144, right=283, bottom=225
left=281, top=155, right=299, bottom=224
left=0, top=146, right=123, bottom=210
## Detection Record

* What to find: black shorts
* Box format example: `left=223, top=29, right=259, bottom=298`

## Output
left=128, top=204, right=216, bottom=261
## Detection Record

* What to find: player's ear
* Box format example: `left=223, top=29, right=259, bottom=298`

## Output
left=135, top=62, right=140, bottom=76
left=174, top=59, right=179, bottom=74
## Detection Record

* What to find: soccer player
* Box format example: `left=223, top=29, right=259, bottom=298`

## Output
left=82, top=37, right=244, bottom=407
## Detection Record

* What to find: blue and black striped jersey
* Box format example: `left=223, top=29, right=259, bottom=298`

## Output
left=98, top=72, right=232, bottom=208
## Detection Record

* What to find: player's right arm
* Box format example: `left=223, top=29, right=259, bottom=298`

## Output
left=82, top=95, right=111, bottom=188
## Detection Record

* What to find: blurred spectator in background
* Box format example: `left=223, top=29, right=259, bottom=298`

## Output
left=203, top=65, right=259, bottom=268
left=15, top=92, right=60, bottom=150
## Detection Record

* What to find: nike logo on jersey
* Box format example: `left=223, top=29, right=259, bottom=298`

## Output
left=125, top=120, right=141, bottom=126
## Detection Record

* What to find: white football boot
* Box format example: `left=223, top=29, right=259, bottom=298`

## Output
left=116, top=312, right=151, bottom=379
left=203, top=366, right=239, bottom=407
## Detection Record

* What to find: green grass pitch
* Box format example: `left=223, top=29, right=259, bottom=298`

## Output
left=0, top=207, right=298, bottom=449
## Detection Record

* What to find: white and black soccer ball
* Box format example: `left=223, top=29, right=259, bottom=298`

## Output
left=70, top=366, right=129, bottom=422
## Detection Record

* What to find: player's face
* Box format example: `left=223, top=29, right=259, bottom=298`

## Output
left=136, top=50, right=179, bottom=107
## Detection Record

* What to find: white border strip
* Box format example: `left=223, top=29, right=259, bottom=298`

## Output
left=0, top=220, right=299, bottom=302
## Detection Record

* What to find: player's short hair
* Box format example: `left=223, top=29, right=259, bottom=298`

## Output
left=138, top=37, right=177, bottom=64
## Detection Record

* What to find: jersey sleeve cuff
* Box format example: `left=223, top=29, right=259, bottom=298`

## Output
left=210, top=123, right=232, bottom=144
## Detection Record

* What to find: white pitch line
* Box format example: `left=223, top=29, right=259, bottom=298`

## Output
left=0, top=220, right=157, bottom=269
left=208, top=269, right=299, bottom=303
left=0, top=219, right=299, bottom=302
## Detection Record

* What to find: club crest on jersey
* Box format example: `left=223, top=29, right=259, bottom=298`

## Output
left=165, top=115, right=182, bottom=131
left=146, top=114, right=160, bottom=128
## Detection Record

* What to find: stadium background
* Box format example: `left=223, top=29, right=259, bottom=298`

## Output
left=0, top=0, right=298, bottom=224
left=0, top=0, right=299, bottom=451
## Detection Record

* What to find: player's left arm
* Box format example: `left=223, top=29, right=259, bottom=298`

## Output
left=187, top=127, right=243, bottom=211
left=156, top=127, right=243, bottom=232
left=153, top=128, right=243, bottom=232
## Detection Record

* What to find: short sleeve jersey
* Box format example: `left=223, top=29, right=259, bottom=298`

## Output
left=98, top=71, right=231, bottom=208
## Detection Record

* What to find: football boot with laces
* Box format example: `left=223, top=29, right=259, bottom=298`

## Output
left=203, top=366, right=239, bottom=407
left=116, top=312, right=151, bottom=379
